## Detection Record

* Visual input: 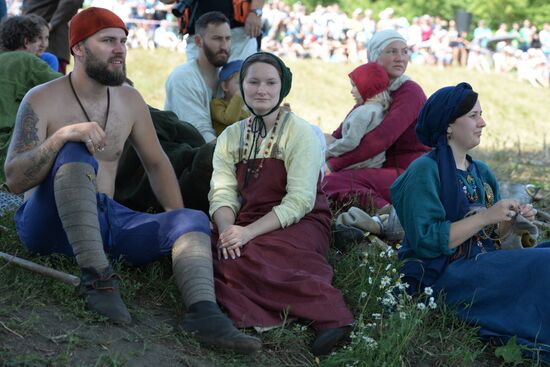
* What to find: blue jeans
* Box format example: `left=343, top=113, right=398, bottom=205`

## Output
left=15, top=142, right=210, bottom=265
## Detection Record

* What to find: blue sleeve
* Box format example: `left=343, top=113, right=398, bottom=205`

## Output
left=39, top=52, right=59, bottom=72
left=391, top=155, right=455, bottom=258
left=0, top=0, right=7, bottom=19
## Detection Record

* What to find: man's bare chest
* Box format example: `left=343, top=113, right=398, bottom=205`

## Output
left=48, top=109, right=133, bottom=162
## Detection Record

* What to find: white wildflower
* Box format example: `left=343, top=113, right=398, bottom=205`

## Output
left=360, top=291, right=367, bottom=299
left=362, top=335, right=378, bottom=349
left=385, top=263, right=392, bottom=271
left=386, top=248, right=394, bottom=257
left=423, top=287, right=434, bottom=296
left=428, top=297, right=437, bottom=309
left=399, top=311, right=407, bottom=320
left=417, top=303, right=426, bottom=311
left=379, top=251, right=386, bottom=258
left=371, top=313, right=382, bottom=320
left=381, top=294, right=396, bottom=307
left=368, top=276, right=373, bottom=285
left=380, top=276, right=391, bottom=287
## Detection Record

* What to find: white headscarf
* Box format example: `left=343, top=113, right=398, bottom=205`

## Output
left=367, top=30, right=407, bottom=62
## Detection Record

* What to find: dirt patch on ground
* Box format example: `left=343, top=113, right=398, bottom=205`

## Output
left=0, top=301, right=221, bottom=366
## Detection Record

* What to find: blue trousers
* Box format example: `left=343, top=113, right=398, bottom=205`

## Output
left=15, top=142, right=210, bottom=266
left=434, top=240, right=550, bottom=360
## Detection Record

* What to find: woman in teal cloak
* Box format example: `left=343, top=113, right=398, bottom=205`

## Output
left=391, top=82, right=550, bottom=357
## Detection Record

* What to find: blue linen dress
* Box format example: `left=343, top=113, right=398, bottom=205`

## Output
left=391, top=152, right=550, bottom=355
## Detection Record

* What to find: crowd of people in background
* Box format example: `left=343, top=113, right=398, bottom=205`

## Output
left=260, top=1, right=550, bottom=87
left=3, top=0, right=550, bottom=82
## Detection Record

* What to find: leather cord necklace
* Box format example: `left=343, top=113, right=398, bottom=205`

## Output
left=68, top=72, right=110, bottom=131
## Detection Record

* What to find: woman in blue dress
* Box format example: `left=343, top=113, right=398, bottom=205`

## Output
left=391, top=82, right=550, bottom=355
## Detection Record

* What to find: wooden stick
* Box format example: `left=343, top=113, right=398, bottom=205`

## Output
left=0, top=251, right=80, bottom=287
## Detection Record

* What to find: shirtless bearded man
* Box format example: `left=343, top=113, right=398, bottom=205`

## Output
left=4, top=7, right=260, bottom=354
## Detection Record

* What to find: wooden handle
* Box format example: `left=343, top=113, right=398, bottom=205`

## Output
left=0, top=251, right=81, bottom=287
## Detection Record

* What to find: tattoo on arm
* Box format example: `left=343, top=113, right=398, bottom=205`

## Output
left=22, top=144, right=57, bottom=185
left=7, top=100, right=58, bottom=188
left=13, top=101, right=40, bottom=153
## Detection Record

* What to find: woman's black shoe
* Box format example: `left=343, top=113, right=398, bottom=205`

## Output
left=312, top=325, right=352, bottom=356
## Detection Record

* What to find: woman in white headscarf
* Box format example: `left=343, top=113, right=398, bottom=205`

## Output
left=324, top=30, right=430, bottom=212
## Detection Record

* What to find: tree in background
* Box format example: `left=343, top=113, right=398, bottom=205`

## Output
left=284, top=0, right=548, bottom=29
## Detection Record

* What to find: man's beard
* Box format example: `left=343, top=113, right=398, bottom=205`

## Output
left=84, top=46, right=126, bottom=86
left=203, top=41, right=229, bottom=67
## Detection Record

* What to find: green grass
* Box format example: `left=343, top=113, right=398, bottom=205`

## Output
left=1, top=49, right=550, bottom=366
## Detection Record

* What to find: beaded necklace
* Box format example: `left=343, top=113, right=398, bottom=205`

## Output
left=242, top=110, right=281, bottom=180
left=459, top=175, right=496, bottom=255
left=459, top=174, right=479, bottom=203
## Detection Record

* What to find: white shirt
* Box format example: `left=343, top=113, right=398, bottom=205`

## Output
left=165, top=60, right=216, bottom=142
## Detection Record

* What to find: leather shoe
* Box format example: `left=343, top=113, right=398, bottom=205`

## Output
left=180, top=301, right=261, bottom=354
left=80, top=266, right=131, bottom=324
left=312, top=325, right=351, bottom=356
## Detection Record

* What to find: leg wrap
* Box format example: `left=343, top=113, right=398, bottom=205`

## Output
left=54, top=162, right=109, bottom=271
left=172, top=231, right=216, bottom=307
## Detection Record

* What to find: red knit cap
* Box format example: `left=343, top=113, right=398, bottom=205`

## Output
left=69, top=7, right=128, bottom=54
left=348, top=62, right=390, bottom=101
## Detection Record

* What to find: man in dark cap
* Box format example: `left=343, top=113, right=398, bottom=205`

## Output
left=4, top=7, right=261, bottom=354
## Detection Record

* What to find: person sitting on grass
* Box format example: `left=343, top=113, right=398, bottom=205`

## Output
left=391, top=82, right=550, bottom=359
left=326, top=62, right=391, bottom=169
left=25, top=14, right=59, bottom=72
left=4, top=7, right=260, bottom=354
left=209, top=52, right=354, bottom=356
left=323, top=30, right=430, bottom=213
left=210, top=59, right=250, bottom=135
left=0, top=14, right=61, bottom=184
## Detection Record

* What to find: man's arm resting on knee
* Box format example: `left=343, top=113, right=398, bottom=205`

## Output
left=5, top=94, right=106, bottom=194
left=129, top=93, right=184, bottom=211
